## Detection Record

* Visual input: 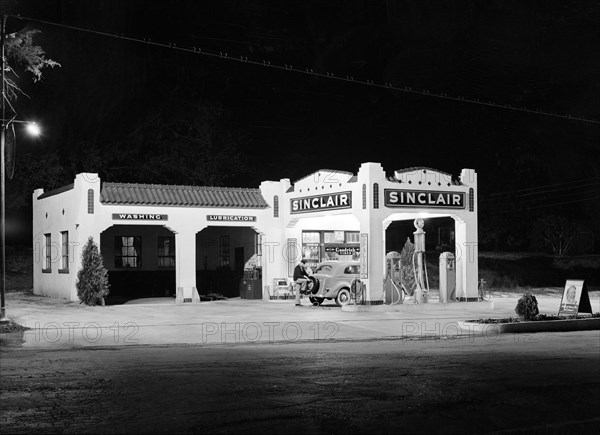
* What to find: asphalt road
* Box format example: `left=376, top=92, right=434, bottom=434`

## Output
left=1, top=331, right=599, bottom=434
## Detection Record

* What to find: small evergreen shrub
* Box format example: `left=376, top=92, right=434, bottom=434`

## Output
left=400, top=238, right=416, bottom=296
left=77, top=237, right=110, bottom=306
left=515, top=293, right=539, bottom=320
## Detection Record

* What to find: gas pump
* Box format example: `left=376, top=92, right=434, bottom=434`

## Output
left=412, top=218, right=429, bottom=304
left=438, top=252, right=456, bottom=303
left=384, top=251, right=404, bottom=305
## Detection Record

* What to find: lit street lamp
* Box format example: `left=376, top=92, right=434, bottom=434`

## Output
left=1, top=15, right=41, bottom=323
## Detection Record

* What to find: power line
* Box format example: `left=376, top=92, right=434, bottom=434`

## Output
left=481, top=182, right=600, bottom=205
left=13, top=14, right=600, bottom=126
left=517, top=181, right=600, bottom=199
left=522, top=195, right=600, bottom=210
left=484, top=176, right=600, bottom=198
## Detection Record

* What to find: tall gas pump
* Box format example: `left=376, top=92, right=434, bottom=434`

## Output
left=384, top=251, right=404, bottom=304
left=412, top=218, right=429, bottom=304
left=439, top=252, right=456, bottom=303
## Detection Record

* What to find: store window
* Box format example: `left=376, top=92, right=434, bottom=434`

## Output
left=60, top=231, right=69, bottom=272
left=220, top=235, right=230, bottom=267
left=346, top=232, right=360, bottom=243
left=302, top=231, right=321, bottom=269
left=43, top=233, right=52, bottom=272
left=115, top=236, right=142, bottom=268
left=157, top=237, right=175, bottom=267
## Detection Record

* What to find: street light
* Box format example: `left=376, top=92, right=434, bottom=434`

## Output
left=1, top=16, right=41, bottom=323
left=1, top=118, right=41, bottom=324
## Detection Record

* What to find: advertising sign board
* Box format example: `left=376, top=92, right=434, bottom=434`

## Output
left=558, top=279, right=593, bottom=316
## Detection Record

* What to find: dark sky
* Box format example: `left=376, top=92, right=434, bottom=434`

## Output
left=4, top=0, right=600, bottom=241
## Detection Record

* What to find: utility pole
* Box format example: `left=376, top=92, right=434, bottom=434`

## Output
left=1, top=14, right=8, bottom=323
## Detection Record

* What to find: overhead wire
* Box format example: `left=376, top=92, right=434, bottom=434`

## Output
left=11, top=14, right=600, bottom=126
left=485, top=176, right=600, bottom=197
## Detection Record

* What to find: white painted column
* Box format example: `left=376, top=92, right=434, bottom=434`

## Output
left=175, top=230, right=197, bottom=302
left=361, top=218, right=385, bottom=303
left=455, top=219, right=478, bottom=300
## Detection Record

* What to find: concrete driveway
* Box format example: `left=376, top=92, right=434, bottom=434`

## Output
left=2, top=290, right=598, bottom=349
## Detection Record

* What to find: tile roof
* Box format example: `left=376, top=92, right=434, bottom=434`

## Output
left=37, top=183, right=74, bottom=200
left=100, top=182, right=269, bottom=208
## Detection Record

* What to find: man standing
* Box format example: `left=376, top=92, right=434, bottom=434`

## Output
left=293, top=260, right=310, bottom=306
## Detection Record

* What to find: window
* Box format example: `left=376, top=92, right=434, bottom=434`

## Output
left=362, top=184, right=366, bottom=209
left=323, top=231, right=335, bottom=243
left=115, top=236, right=142, bottom=268
left=373, top=183, right=379, bottom=209
left=273, top=195, right=279, bottom=218
left=302, top=232, right=320, bottom=244
left=255, top=233, right=262, bottom=256
left=219, top=235, right=230, bottom=267
left=157, top=237, right=175, bottom=267
left=43, top=233, right=52, bottom=272
left=87, top=189, right=94, bottom=214
left=344, top=265, right=359, bottom=274
left=60, top=231, right=69, bottom=271
left=346, top=232, right=360, bottom=243
left=287, top=238, right=297, bottom=277
left=469, top=188, right=474, bottom=212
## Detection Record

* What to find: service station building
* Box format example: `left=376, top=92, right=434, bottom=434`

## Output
left=32, top=162, right=478, bottom=305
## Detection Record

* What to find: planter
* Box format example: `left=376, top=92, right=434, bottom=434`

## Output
left=458, top=317, right=600, bottom=334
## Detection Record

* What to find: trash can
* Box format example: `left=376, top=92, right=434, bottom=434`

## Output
left=241, top=278, right=262, bottom=299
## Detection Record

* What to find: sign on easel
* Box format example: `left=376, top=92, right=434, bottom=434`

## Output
left=558, top=279, right=593, bottom=317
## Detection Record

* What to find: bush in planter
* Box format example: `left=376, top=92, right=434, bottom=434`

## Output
left=77, top=237, right=110, bottom=306
left=515, top=293, right=539, bottom=321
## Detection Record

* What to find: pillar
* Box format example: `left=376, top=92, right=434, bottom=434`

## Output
left=175, top=230, right=196, bottom=303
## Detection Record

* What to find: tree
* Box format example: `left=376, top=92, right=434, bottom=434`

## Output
left=3, top=27, right=60, bottom=100
left=531, top=215, right=578, bottom=256
left=64, top=99, right=251, bottom=187
left=76, top=237, right=110, bottom=306
left=3, top=22, right=62, bottom=207
left=400, top=238, right=417, bottom=296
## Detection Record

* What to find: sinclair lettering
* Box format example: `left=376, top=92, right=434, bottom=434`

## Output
left=291, top=191, right=352, bottom=214
left=384, top=189, right=465, bottom=209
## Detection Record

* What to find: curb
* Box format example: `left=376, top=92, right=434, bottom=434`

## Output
left=458, top=317, right=600, bottom=334
left=343, top=301, right=495, bottom=312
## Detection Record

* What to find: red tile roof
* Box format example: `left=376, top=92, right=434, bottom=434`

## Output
left=100, top=182, right=269, bottom=208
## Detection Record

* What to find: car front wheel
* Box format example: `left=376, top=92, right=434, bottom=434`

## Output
left=335, top=288, right=351, bottom=306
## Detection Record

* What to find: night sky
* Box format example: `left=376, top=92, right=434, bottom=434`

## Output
left=3, top=0, right=600, bottom=244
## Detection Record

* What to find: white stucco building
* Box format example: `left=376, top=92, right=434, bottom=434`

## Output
left=32, top=163, right=478, bottom=304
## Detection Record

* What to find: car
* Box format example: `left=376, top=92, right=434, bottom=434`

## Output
left=306, top=260, right=361, bottom=306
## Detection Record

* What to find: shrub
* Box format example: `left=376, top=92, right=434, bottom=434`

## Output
left=515, top=293, right=539, bottom=320
left=76, top=237, right=110, bottom=306
left=400, top=238, right=416, bottom=296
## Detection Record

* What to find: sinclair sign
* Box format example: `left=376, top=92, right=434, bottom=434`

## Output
left=290, top=191, right=352, bottom=214
left=384, top=189, right=465, bottom=209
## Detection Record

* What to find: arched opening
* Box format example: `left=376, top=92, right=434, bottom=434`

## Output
left=196, top=226, right=261, bottom=298
left=384, top=214, right=457, bottom=302
left=100, top=225, right=176, bottom=304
